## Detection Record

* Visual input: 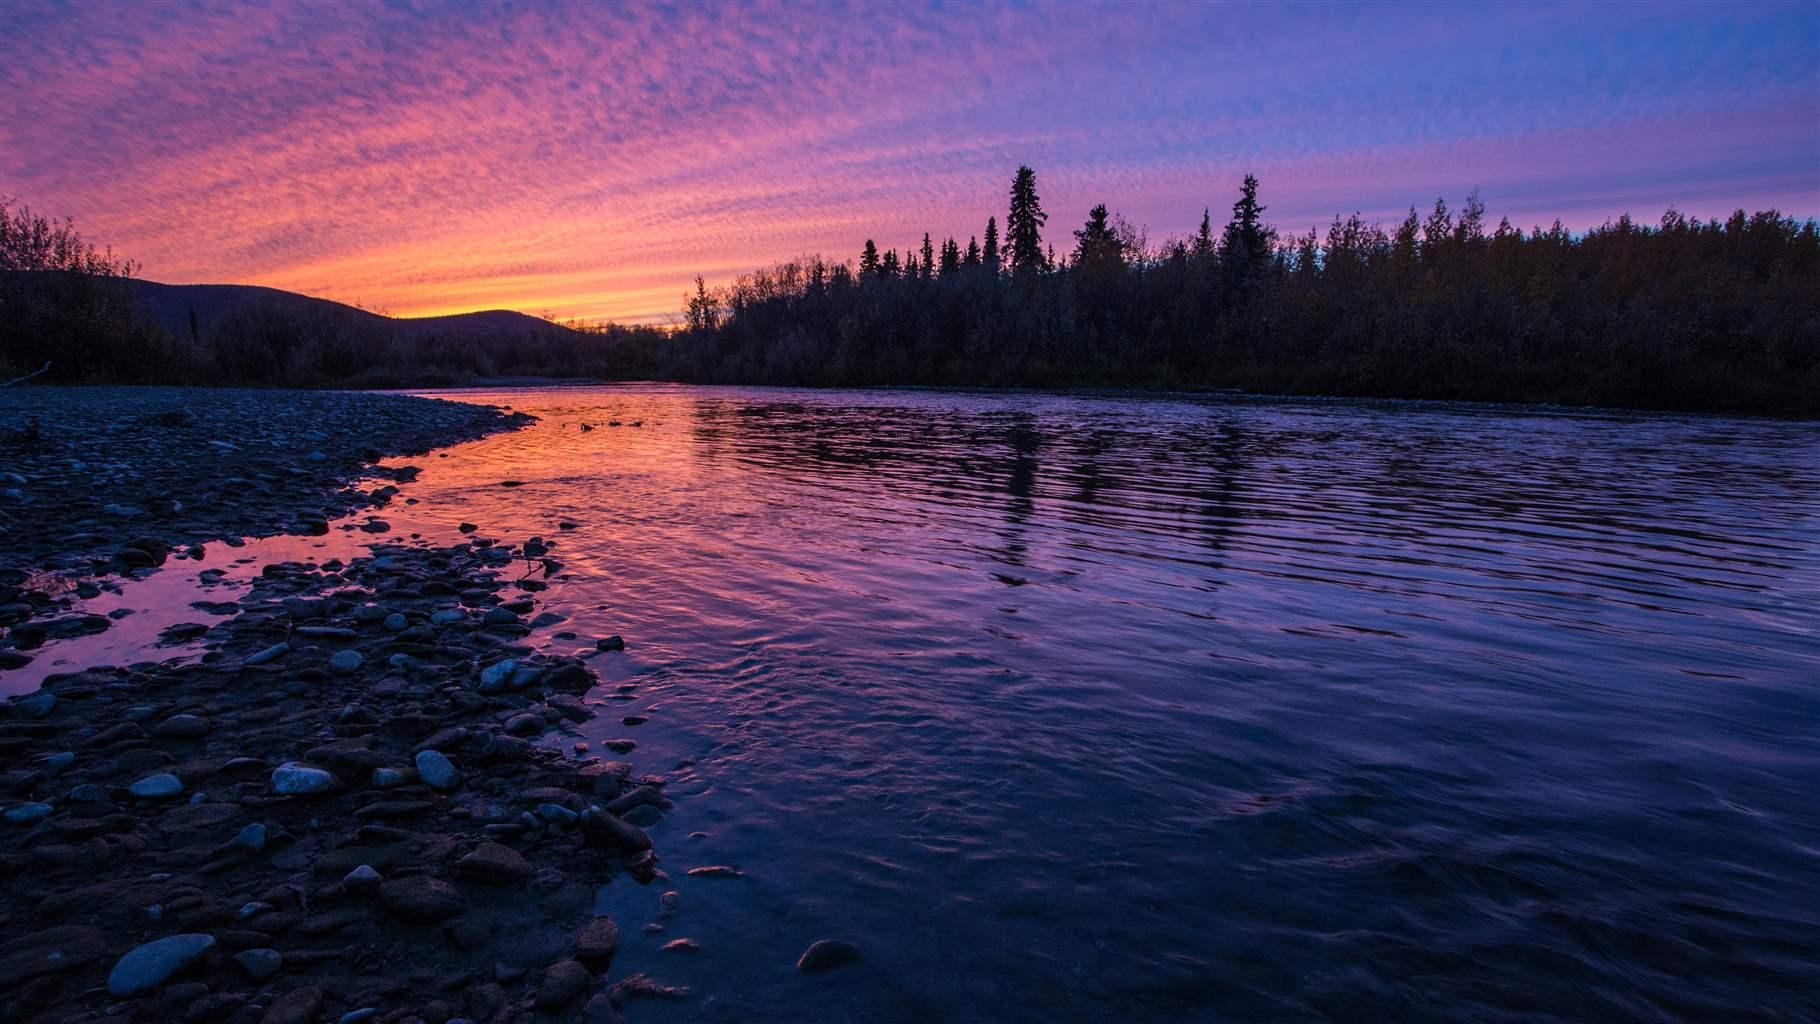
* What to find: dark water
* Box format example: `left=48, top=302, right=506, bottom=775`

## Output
left=25, top=385, right=1820, bottom=1020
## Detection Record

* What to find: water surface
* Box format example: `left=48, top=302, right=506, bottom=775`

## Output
left=25, top=385, right=1820, bottom=1020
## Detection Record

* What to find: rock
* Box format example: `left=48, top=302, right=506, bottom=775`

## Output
left=503, top=713, right=541, bottom=736
left=662, top=938, right=700, bottom=953
left=0, top=925, right=107, bottom=987
left=152, top=714, right=210, bottom=740
left=234, top=947, right=282, bottom=981
left=477, top=659, right=516, bottom=692
left=14, top=691, right=56, bottom=717
left=338, top=1009, right=378, bottom=1024
left=686, top=865, right=743, bottom=879
left=245, top=642, right=289, bottom=666
left=458, top=522, right=478, bottom=533
left=42, top=751, right=75, bottom=776
left=343, top=864, right=383, bottom=891
left=234, top=822, right=268, bottom=851
left=414, top=749, right=460, bottom=791
left=573, top=916, right=619, bottom=967
left=796, top=938, right=862, bottom=974
left=457, top=842, right=532, bottom=884
left=107, top=933, right=217, bottom=996
left=535, top=959, right=590, bottom=1010
left=582, top=993, right=625, bottom=1024
left=160, top=622, right=209, bottom=642
left=580, top=807, right=652, bottom=854
left=595, top=635, right=625, bottom=652
left=328, top=649, right=364, bottom=674
left=130, top=773, right=185, bottom=799
left=378, top=877, right=465, bottom=922
left=4, top=802, right=53, bottom=825
left=483, top=607, right=519, bottom=626
left=271, top=762, right=340, bottom=796
left=260, top=986, right=324, bottom=1024
left=371, top=766, right=411, bottom=788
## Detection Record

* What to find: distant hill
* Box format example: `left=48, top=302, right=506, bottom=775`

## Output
left=123, top=278, right=577, bottom=342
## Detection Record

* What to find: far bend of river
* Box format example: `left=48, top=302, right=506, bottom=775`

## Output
left=378, top=386, right=1817, bottom=1023
left=46, top=384, right=1820, bottom=1021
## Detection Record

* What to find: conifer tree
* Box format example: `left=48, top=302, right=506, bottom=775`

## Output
left=1221, top=174, right=1275, bottom=279
left=861, top=239, right=880, bottom=278
left=1192, top=208, right=1215, bottom=260
left=982, top=216, right=1001, bottom=274
left=964, top=236, right=981, bottom=266
left=920, top=233, right=935, bottom=279
left=1006, top=165, right=1048, bottom=273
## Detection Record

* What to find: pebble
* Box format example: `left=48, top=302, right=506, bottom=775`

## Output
left=343, top=864, right=383, bottom=891
left=107, top=933, right=217, bottom=996
left=414, top=749, right=461, bottom=791
left=371, top=767, right=410, bottom=788
left=260, top=985, right=324, bottom=1024
left=234, top=822, right=268, bottom=851
left=14, top=691, right=57, bottom=717
left=328, top=649, right=364, bottom=674
left=244, top=641, right=290, bottom=665
left=130, top=773, right=185, bottom=799
left=796, top=938, right=863, bottom=974
left=382, top=612, right=408, bottom=632
left=535, top=959, right=590, bottom=1010
left=4, top=802, right=53, bottom=825
left=234, top=947, right=283, bottom=981
left=378, top=877, right=465, bottom=922
left=457, top=842, right=532, bottom=884
left=271, top=762, right=340, bottom=795
left=152, top=713, right=211, bottom=739
left=573, top=916, right=620, bottom=966
left=596, top=635, right=626, bottom=651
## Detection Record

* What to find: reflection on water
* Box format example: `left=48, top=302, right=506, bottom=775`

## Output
left=25, top=385, right=1820, bottom=1020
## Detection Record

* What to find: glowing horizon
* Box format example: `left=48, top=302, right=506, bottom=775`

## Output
left=2, top=1, right=1815, bottom=325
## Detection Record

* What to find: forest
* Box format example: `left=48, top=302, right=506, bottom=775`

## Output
left=4, top=173, right=1817, bottom=414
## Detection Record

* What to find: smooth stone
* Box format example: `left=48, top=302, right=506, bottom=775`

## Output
left=4, top=802, right=53, bottom=825
left=382, top=613, right=408, bottom=632
left=234, top=822, right=267, bottom=851
left=152, top=714, right=210, bottom=739
left=244, top=642, right=290, bottom=666
left=371, top=767, right=411, bottom=788
left=595, top=636, right=625, bottom=652
left=535, top=959, right=589, bottom=1010
left=107, top=933, right=217, bottom=996
left=431, top=609, right=464, bottom=625
left=796, top=939, right=862, bottom=974
left=339, top=1011, right=379, bottom=1024
left=538, top=803, right=579, bottom=825
left=343, top=864, right=383, bottom=891
left=14, top=692, right=56, bottom=718
left=478, top=659, right=516, bottom=692
left=260, top=986, right=324, bottom=1024
left=457, top=842, right=532, bottom=885
left=579, top=807, right=651, bottom=854
left=573, top=916, right=619, bottom=966
left=233, top=947, right=282, bottom=981
left=130, top=773, right=184, bottom=799
left=414, top=750, right=460, bottom=791
left=271, top=762, right=340, bottom=796
left=43, top=751, right=75, bottom=776
left=328, top=650, right=363, bottom=675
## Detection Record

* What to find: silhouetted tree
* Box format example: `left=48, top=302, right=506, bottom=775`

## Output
left=920, top=233, right=935, bottom=280
left=983, top=216, right=1001, bottom=275
left=964, top=236, right=981, bottom=266
left=860, top=239, right=880, bottom=278
left=1007, top=166, right=1047, bottom=274
left=1221, top=174, right=1275, bottom=281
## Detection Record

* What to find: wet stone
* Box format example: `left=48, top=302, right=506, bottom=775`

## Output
left=379, top=877, right=465, bottom=923
left=234, top=947, right=283, bottom=981
left=536, top=959, right=590, bottom=1010
left=107, top=933, right=216, bottom=996
left=573, top=916, right=619, bottom=967
left=271, top=762, right=340, bottom=795
left=414, top=749, right=460, bottom=791
left=130, top=773, right=184, bottom=799
left=152, top=714, right=210, bottom=740
left=796, top=938, right=863, bottom=974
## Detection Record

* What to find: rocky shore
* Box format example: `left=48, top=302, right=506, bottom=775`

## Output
left=0, top=388, right=678, bottom=1022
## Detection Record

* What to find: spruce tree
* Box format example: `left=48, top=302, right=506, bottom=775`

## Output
left=920, top=233, right=935, bottom=279
left=861, top=239, right=880, bottom=278
left=1221, top=174, right=1275, bottom=279
left=1006, top=165, right=1048, bottom=273
left=982, top=216, right=1000, bottom=274
left=964, top=236, right=981, bottom=266
left=1192, top=208, right=1215, bottom=261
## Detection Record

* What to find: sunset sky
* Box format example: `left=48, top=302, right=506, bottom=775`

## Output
left=3, top=1, right=1815, bottom=324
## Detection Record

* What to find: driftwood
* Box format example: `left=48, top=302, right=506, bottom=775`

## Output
left=1, top=361, right=50, bottom=386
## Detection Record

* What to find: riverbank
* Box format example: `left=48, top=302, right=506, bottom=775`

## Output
left=0, top=387, right=678, bottom=1022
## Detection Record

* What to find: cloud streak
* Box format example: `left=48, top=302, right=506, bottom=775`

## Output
left=3, top=0, right=1815, bottom=322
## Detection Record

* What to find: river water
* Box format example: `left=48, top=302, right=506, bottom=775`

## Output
left=14, top=385, right=1820, bottom=1021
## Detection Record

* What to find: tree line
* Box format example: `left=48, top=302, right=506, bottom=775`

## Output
left=664, top=166, right=1819, bottom=415
left=3, top=176, right=1816, bottom=414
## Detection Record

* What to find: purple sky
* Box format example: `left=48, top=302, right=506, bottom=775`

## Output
left=2, top=0, right=1815, bottom=322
